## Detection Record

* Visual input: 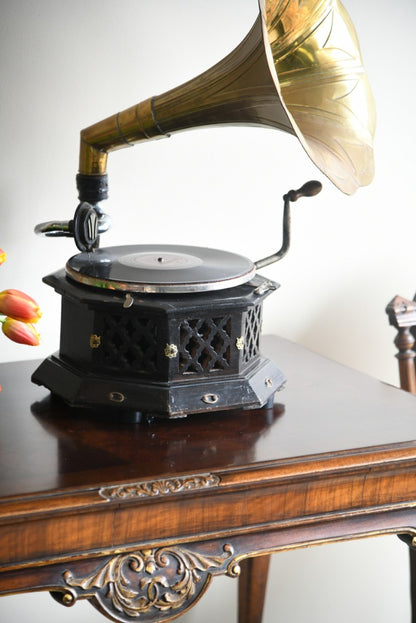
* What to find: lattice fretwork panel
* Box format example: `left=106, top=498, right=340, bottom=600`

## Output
left=179, top=316, right=232, bottom=375
left=243, top=305, right=262, bottom=364
left=98, top=314, right=159, bottom=375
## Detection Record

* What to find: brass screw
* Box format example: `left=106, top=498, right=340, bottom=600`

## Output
left=62, top=592, right=74, bottom=606
left=164, top=343, right=178, bottom=359
left=89, top=334, right=101, bottom=349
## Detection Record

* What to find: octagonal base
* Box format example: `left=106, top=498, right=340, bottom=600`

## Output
left=32, top=353, right=284, bottom=419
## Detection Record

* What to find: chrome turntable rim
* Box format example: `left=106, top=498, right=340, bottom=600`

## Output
left=65, top=244, right=256, bottom=294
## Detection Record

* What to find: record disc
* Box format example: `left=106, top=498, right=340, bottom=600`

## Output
left=66, top=244, right=256, bottom=293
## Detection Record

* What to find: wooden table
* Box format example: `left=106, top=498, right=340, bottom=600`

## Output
left=0, top=336, right=415, bottom=622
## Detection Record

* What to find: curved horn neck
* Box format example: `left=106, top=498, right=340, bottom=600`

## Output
left=78, top=16, right=293, bottom=180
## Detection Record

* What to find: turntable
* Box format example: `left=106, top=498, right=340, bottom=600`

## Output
left=32, top=0, right=375, bottom=419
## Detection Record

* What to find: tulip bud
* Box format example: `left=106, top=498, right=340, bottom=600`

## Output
left=1, top=317, right=40, bottom=346
left=0, top=249, right=6, bottom=266
left=0, top=289, right=42, bottom=323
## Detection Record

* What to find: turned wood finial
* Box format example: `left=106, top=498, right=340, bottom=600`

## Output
left=386, top=295, right=416, bottom=394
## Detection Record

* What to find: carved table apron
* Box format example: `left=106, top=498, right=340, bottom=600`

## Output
left=0, top=336, right=415, bottom=622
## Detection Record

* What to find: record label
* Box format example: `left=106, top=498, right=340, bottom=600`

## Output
left=118, top=250, right=203, bottom=271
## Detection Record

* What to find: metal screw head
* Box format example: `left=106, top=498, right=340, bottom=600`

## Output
left=62, top=592, right=74, bottom=606
left=164, top=343, right=178, bottom=359
left=89, top=334, right=101, bottom=349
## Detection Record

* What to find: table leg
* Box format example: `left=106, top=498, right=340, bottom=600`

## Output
left=399, top=534, right=416, bottom=623
left=238, top=554, right=271, bottom=623
left=411, top=547, right=416, bottom=623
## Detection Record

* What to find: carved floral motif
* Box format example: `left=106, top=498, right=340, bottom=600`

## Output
left=99, top=474, right=220, bottom=501
left=64, top=544, right=235, bottom=621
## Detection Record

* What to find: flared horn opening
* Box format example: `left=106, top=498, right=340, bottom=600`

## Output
left=259, top=0, right=376, bottom=195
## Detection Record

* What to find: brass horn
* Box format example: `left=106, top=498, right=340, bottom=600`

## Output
left=77, top=0, right=375, bottom=206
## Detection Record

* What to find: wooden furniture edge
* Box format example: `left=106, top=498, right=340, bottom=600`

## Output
left=0, top=507, right=415, bottom=622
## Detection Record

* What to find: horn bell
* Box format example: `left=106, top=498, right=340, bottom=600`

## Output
left=78, top=0, right=375, bottom=198
left=260, top=0, right=375, bottom=194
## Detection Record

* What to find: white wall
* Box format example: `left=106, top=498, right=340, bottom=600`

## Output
left=0, top=1, right=415, bottom=621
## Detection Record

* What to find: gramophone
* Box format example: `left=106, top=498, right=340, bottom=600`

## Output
left=32, top=0, right=375, bottom=419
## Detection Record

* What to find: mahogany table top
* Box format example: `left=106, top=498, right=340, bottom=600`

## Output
left=0, top=335, right=415, bottom=500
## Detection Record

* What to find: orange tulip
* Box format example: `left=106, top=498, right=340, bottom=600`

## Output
left=0, top=249, right=6, bottom=266
left=1, top=317, right=40, bottom=346
left=0, top=289, right=42, bottom=323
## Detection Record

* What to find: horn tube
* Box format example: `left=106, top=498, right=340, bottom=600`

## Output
left=77, top=0, right=375, bottom=202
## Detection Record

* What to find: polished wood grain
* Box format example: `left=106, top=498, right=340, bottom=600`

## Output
left=238, top=555, right=270, bottom=623
left=0, top=336, right=415, bottom=622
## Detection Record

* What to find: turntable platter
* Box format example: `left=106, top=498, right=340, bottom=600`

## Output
left=66, top=245, right=256, bottom=293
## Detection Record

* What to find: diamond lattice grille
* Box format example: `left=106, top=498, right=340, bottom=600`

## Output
left=179, top=316, right=232, bottom=374
left=243, top=305, right=262, bottom=363
left=99, top=314, right=159, bottom=374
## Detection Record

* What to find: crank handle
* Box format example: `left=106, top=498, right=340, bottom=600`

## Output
left=254, top=180, right=322, bottom=270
